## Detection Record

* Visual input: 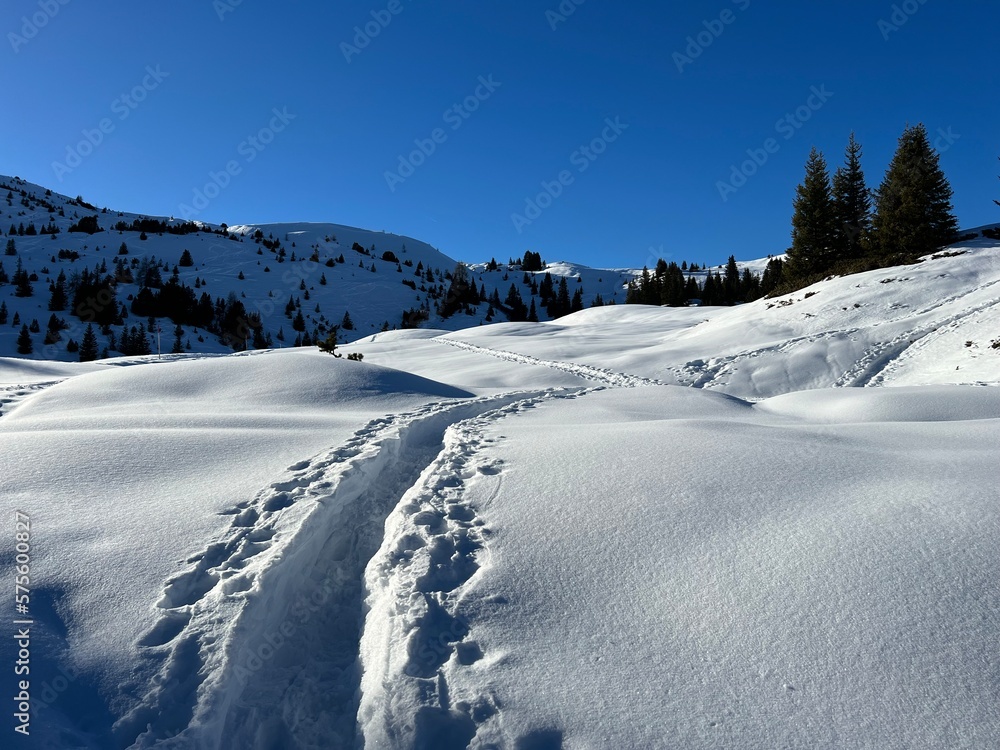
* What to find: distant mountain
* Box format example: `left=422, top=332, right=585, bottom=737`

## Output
left=0, top=175, right=639, bottom=361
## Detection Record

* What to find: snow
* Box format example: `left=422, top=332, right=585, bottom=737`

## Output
left=0, top=175, right=637, bottom=365
left=1, top=173, right=999, bottom=748
left=361, top=386, right=1000, bottom=748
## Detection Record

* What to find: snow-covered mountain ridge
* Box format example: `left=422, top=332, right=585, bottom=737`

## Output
left=0, top=175, right=639, bottom=361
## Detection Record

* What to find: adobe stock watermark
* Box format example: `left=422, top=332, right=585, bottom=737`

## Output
left=8, top=0, right=72, bottom=53
left=510, top=117, right=628, bottom=234
left=673, top=0, right=751, bottom=73
left=384, top=75, right=502, bottom=192
left=643, top=244, right=672, bottom=270
left=341, top=0, right=407, bottom=63
left=716, top=84, right=834, bottom=202
left=546, top=0, right=586, bottom=31
left=51, top=65, right=170, bottom=183
left=878, top=0, right=930, bottom=40
left=178, top=107, right=296, bottom=220
left=213, top=0, right=244, bottom=22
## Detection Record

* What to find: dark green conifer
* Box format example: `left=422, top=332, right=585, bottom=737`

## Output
left=787, top=147, right=837, bottom=278
left=872, top=124, right=959, bottom=258
left=831, top=133, right=872, bottom=260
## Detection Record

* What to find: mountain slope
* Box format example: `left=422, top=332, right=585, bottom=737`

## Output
left=344, top=236, right=998, bottom=399
left=0, top=175, right=636, bottom=362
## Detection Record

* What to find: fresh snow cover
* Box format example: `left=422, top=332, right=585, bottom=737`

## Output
left=1, top=351, right=473, bottom=748
left=360, top=386, right=1000, bottom=748
left=1, top=176, right=999, bottom=749
left=411, top=238, right=1000, bottom=399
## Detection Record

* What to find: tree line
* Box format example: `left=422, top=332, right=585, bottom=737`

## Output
left=783, top=124, right=959, bottom=291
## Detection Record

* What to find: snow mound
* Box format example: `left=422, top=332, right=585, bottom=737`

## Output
left=6, top=349, right=471, bottom=425
left=758, top=384, right=1000, bottom=423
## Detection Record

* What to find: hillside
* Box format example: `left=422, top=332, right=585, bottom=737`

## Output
left=0, top=175, right=637, bottom=362
left=2, top=293, right=999, bottom=748
left=369, top=235, right=999, bottom=400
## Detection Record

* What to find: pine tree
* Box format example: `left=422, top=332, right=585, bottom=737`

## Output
left=723, top=256, right=741, bottom=304
left=79, top=324, right=99, bottom=362
left=13, top=257, right=32, bottom=297
left=872, top=124, right=959, bottom=258
left=0, top=301, right=6, bottom=325
left=341, top=310, right=354, bottom=330
left=318, top=327, right=342, bottom=357
left=48, top=270, right=67, bottom=311
left=527, top=298, right=539, bottom=322
left=831, top=133, right=872, bottom=260
left=4, top=238, right=15, bottom=256
left=787, top=147, right=837, bottom=278
left=171, top=325, right=184, bottom=354
left=44, top=314, right=64, bottom=344
left=16, top=324, right=32, bottom=355
left=179, top=249, right=194, bottom=267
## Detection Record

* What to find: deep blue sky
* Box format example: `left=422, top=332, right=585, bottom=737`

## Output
left=2, top=0, right=997, bottom=268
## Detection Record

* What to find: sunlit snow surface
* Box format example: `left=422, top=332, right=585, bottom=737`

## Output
left=2, top=240, right=1000, bottom=749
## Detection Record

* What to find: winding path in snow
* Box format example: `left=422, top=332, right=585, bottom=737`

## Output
left=118, top=338, right=673, bottom=748
left=855, top=281, right=1000, bottom=387
left=118, top=388, right=586, bottom=749
left=436, top=336, right=664, bottom=388
left=0, top=380, right=62, bottom=418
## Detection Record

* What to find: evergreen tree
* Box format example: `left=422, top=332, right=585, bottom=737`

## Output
left=440, top=263, right=478, bottom=318
left=4, top=238, right=15, bottom=256
left=44, top=314, right=65, bottom=344
left=759, top=258, right=785, bottom=296
left=556, top=277, right=570, bottom=315
left=527, top=298, right=539, bottom=322
left=538, top=272, right=554, bottom=306
left=723, top=256, right=741, bottom=304
left=171, top=324, right=184, bottom=354
left=16, top=324, right=32, bottom=355
left=341, top=310, right=354, bottom=330
left=872, top=124, right=959, bottom=258
left=13, top=257, right=32, bottom=297
left=48, top=270, right=67, bottom=311
left=79, top=324, right=99, bottom=362
left=179, top=249, right=194, bottom=267
left=503, top=284, right=527, bottom=321
left=0, top=301, right=6, bottom=325
left=831, top=133, right=872, bottom=260
left=318, top=327, right=342, bottom=357
left=787, top=147, right=837, bottom=278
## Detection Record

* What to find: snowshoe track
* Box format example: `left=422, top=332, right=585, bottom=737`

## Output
left=0, top=380, right=62, bottom=418
left=117, top=389, right=581, bottom=750
left=358, top=389, right=586, bottom=750
left=436, top=336, right=663, bottom=388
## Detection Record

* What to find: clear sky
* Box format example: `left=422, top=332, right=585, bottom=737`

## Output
left=1, top=0, right=997, bottom=268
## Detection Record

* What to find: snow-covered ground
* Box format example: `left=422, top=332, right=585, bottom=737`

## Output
left=0, top=175, right=638, bottom=364
left=2, top=184, right=999, bottom=748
